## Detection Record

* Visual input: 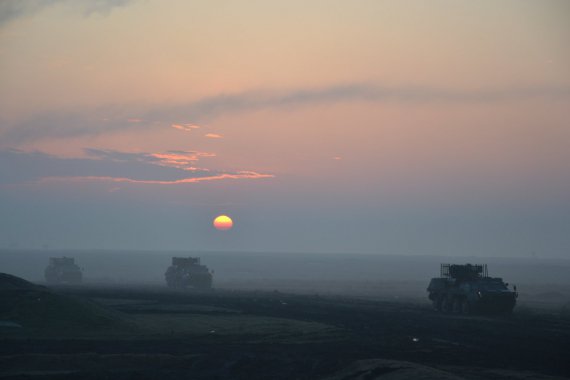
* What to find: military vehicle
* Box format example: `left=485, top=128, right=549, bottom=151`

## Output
left=165, top=257, right=213, bottom=289
left=44, top=257, right=83, bottom=284
left=427, top=264, right=517, bottom=314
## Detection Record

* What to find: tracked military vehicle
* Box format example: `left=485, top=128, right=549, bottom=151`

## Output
left=165, top=257, right=213, bottom=289
left=427, top=264, right=517, bottom=314
left=44, top=257, right=82, bottom=284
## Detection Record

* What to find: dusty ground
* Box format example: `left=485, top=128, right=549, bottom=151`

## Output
left=1, top=281, right=570, bottom=379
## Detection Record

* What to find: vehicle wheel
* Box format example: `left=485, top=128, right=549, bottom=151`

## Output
left=461, top=300, right=471, bottom=315
left=452, top=298, right=462, bottom=314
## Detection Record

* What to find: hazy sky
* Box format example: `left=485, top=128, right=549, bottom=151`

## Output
left=1, top=0, right=569, bottom=256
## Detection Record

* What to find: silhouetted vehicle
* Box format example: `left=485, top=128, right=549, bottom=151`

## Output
left=427, top=264, right=517, bottom=314
left=44, top=257, right=82, bottom=284
left=165, top=257, right=213, bottom=289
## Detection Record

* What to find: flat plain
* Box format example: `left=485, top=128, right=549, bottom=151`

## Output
left=1, top=276, right=570, bottom=379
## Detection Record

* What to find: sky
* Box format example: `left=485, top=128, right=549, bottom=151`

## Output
left=0, top=0, right=569, bottom=256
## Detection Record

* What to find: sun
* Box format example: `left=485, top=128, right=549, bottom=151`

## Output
left=213, top=215, right=233, bottom=231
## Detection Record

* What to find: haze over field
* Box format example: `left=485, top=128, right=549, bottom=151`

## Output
left=1, top=0, right=569, bottom=257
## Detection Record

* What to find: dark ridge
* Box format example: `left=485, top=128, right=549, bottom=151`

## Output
left=0, top=273, right=132, bottom=333
left=0, top=273, right=44, bottom=291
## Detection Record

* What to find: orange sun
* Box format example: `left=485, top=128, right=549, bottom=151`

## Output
left=213, top=215, right=233, bottom=231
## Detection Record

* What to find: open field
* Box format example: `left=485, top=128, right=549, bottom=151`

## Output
left=2, top=279, right=570, bottom=379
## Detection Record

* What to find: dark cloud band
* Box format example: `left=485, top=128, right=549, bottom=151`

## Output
left=0, top=0, right=134, bottom=27
left=1, top=83, right=569, bottom=144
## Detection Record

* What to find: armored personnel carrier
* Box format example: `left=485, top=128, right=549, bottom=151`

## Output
left=165, top=257, right=213, bottom=289
left=44, top=257, right=83, bottom=284
left=427, top=264, right=517, bottom=314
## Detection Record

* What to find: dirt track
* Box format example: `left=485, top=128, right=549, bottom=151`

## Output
left=1, top=285, right=570, bottom=379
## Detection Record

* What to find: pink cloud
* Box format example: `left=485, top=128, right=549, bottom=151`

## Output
left=86, top=148, right=216, bottom=171
left=171, top=123, right=200, bottom=131
left=205, top=133, right=223, bottom=139
left=1, top=149, right=274, bottom=188
left=40, top=171, right=274, bottom=185
left=149, top=151, right=216, bottom=170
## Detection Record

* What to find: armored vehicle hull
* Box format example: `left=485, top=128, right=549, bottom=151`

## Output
left=427, top=264, right=517, bottom=314
left=165, top=257, right=213, bottom=289
left=45, top=257, right=82, bottom=284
